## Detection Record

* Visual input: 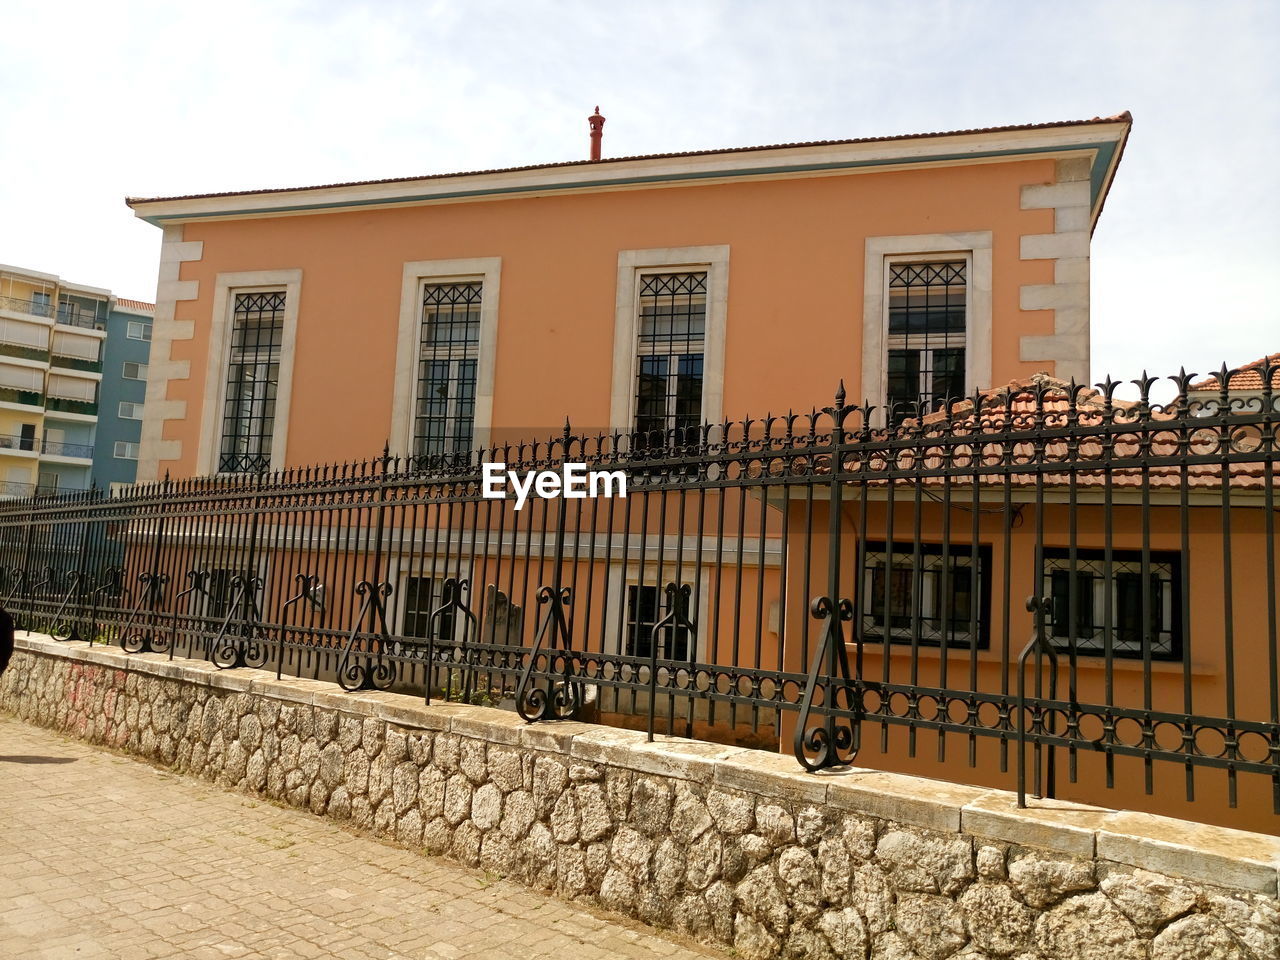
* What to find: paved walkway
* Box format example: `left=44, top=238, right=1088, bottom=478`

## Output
left=0, top=716, right=722, bottom=960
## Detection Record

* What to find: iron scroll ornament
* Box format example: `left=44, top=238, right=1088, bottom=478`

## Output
left=120, top=572, right=171, bottom=654
left=794, top=596, right=859, bottom=771
left=209, top=575, right=270, bottom=670
left=424, top=577, right=479, bottom=705
left=515, top=586, right=582, bottom=722
left=337, top=580, right=397, bottom=692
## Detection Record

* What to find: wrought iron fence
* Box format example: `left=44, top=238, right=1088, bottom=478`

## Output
left=0, top=367, right=1276, bottom=824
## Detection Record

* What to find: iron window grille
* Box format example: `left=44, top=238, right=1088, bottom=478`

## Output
left=413, top=282, right=482, bottom=468
left=886, top=261, right=967, bottom=419
left=1043, top=549, right=1182, bottom=660
left=634, top=272, right=706, bottom=447
left=218, top=291, right=285, bottom=474
left=624, top=583, right=691, bottom=661
left=860, top=541, right=990, bottom=649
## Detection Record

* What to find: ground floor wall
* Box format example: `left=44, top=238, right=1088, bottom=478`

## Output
left=2, top=635, right=1276, bottom=960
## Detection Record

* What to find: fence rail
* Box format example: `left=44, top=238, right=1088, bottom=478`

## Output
left=1, top=367, right=1277, bottom=825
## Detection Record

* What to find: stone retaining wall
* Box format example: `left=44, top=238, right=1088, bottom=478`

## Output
left=2, top=635, right=1277, bottom=960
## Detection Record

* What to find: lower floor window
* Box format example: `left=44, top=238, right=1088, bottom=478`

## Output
left=625, top=583, right=691, bottom=661
left=860, top=542, right=990, bottom=648
left=400, top=576, right=458, bottom=642
left=1043, top=549, right=1182, bottom=660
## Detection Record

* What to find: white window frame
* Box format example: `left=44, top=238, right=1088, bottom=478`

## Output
left=391, top=258, right=501, bottom=459
left=610, top=246, right=729, bottom=435
left=114, top=441, right=140, bottom=460
left=122, top=361, right=148, bottom=381
left=604, top=564, right=710, bottom=663
left=862, top=233, right=992, bottom=425
left=118, top=400, right=143, bottom=420
left=126, top=320, right=152, bottom=341
left=196, top=270, right=302, bottom=476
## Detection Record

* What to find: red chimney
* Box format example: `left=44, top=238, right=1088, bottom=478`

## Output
left=588, top=106, right=605, bottom=161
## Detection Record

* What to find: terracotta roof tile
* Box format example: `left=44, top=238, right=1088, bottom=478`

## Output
left=114, top=297, right=155, bottom=313
left=1188, top=354, right=1280, bottom=392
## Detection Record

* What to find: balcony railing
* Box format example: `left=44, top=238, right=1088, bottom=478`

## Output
left=43, top=438, right=95, bottom=459
left=0, top=295, right=53, bottom=318
left=55, top=305, right=106, bottom=331
left=0, top=434, right=38, bottom=453
left=45, top=396, right=97, bottom=416
left=0, top=434, right=94, bottom=459
left=0, top=386, right=44, bottom=407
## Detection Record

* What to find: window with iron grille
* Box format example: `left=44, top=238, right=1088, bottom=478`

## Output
left=400, top=576, right=457, bottom=642
left=886, top=261, right=966, bottom=418
left=624, top=583, right=691, bottom=661
left=1043, top=549, right=1182, bottom=660
left=218, top=291, right=284, bottom=473
left=860, top=542, right=990, bottom=648
left=413, top=282, right=482, bottom=466
left=634, top=272, right=706, bottom=444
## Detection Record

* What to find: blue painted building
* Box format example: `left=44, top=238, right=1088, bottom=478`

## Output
left=92, top=298, right=153, bottom=491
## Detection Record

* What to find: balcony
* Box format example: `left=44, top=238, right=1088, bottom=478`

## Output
left=55, top=304, right=106, bottom=331
left=0, top=386, right=44, bottom=407
left=0, top=342, right=49, bottom=363
left=0, top=435, right=94, bottom=459
left=49, top=353, right=102, bottom=373
left=0, top=295, right=53, bottom=319
left=0, top=434, right=38, bottom=455
left=45, top=396, right=97, bottom=416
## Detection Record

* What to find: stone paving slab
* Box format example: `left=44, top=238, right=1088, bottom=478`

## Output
left=0, top=716, right=722, bottom=960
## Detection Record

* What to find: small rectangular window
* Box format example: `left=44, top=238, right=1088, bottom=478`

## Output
left=861, top=542, right=990, bottom=649
left=400, top=576, right=457, bottom=642
left=1043, top=549, right=1181, bottom=660
left=122, top=361, right=148, bottom=380
left=126, top=321, right=152, bottom=341
left=624, top=583, right=690, bottom=661
left=113, top=441, right=140, bottom=460
left=118, top=401, right=143, bottom=420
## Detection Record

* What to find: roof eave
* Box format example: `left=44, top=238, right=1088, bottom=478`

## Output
left=126, top=115, right=1133, bottom=228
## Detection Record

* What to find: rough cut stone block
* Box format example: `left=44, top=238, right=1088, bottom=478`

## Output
left=363, top=692, right=451, bottom=730
left=205, top=670, right=254, bottom=694
left=451, top=708, right=526, bottom=745
left=569, top=726, right=652, bottom=766
left=312, top=687, right=375, bottom=716
left=248, top=677, right=324, bottom=706
left=1020, top=180, right=1090, bottom=210
left=826, top=770, right=986, bottom=832
left=1098, top=812, right=1280, bottom=896
left=962, top=792, right=1105, bottom=857
left=629, top=737, right=749, bottom=784
left=518, top=719, right=599, bottom=754
left=713, top=749, right=828, bottom=804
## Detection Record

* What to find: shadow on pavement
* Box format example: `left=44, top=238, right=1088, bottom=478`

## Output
left=0, top=755, right=79, bottom=764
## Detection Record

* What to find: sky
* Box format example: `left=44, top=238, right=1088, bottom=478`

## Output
left=1, top=0, right=1276, bottom=386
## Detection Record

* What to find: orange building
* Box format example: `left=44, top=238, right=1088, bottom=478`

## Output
left=111, top=112, right=1280, bottom=833
left=126, top=112, right=1131, bottom=481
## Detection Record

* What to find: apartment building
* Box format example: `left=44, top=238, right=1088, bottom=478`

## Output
left=0, top=264, right=152, bottom=495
